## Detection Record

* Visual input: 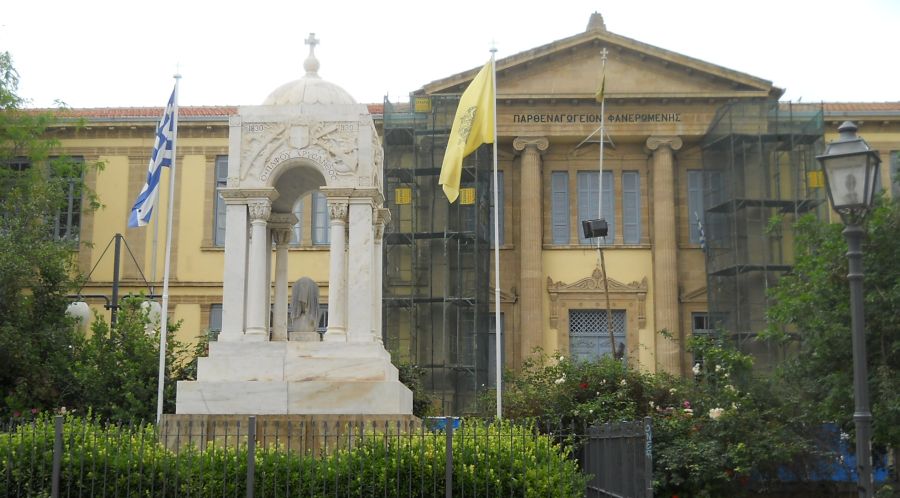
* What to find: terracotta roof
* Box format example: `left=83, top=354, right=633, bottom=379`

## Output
left=823, top=102, right=900, bottom=112
left=35, top=104, right=385, bottom=121
left=787, top=102, right=900, bottom=114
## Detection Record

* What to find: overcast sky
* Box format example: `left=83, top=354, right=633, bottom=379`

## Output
left=3, top=0, right=898, bottom=108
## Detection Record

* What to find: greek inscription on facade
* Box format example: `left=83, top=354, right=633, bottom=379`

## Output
left=511, top=112, right=681, bottom=124
left=261, top=148, right=338, bottom=181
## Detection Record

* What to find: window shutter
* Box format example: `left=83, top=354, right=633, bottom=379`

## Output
left=551, top=172, right=569, bottom=244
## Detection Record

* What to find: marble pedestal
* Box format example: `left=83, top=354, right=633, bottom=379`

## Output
left=176, top=341, right=413, bottom=415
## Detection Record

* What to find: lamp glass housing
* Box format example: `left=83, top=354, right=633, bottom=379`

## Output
left=821, top=153, right=878, bottom=212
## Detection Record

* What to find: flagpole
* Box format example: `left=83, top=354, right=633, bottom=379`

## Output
left=156, top=74, right=180, bottom=425
left=597, top=48, right=607, bottom=255
left=489, top=47, right=503, bottom=420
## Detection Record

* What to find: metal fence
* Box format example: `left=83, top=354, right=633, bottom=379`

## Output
left=1, top=415, right=653, bottom=498
left=583, top=418, right=653, bottom=498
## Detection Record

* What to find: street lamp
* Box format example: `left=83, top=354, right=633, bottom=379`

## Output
left=816, top=121, right=881, bottom=498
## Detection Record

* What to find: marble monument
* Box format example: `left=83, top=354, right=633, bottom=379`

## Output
left=175, top=34, right=412, bottom=415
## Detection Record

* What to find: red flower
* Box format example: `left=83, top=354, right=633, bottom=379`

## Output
left=579, top=382, right=589, bottom=390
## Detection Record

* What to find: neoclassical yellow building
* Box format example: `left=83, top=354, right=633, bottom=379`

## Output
left=49, top=14, right=900, bottom=413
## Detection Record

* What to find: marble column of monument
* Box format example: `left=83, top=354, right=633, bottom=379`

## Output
left=647, top=136, right=683, bottom=375
left=324, top=196, right=349, bottom=341
left=373, top=208, right=391, bottom=343
left=513, top=136, right=550, bottom=360
left=347, top=189, right=380, bottom=343
left=270, top=214, right=297, bottom=341
left=245, top=197, right=274, bottom=340
left=219, top=192, right=249, bottom=341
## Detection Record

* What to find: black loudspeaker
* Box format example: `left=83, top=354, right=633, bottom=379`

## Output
left=581, top=218, right=609, bottom=239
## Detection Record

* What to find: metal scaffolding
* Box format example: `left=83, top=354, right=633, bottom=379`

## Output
left=701, top=101, right=825, bottom=369
left=382, top=96, right=492, bottom=415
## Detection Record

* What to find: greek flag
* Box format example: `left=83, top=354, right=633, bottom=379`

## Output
left=128, top=87, right=176, bottom=227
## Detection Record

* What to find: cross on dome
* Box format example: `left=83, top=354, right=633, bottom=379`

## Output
left=304, top=33, right=320, bottom=78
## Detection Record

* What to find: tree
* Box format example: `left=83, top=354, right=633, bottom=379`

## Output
left=0, top=51, right=97, bottom=415
left=766, top=198, right=900, bottom=464
left=72, top=297, right=200, bottom=421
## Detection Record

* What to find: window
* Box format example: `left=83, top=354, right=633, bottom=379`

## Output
left=688, top=170, right=704, bottom=244
left=487, top=313, right=505, bottom=388
left=490, top=171, right=504, bottom=246
left=213, top=156, right=227, bottom=246
left=3, top=156, right=84, bottom=242
left=568, top=309, right=626, bottom=363
left=691, top=312, right=712, bottom=336
left=311, top=192, right=330, bottom=245
left=551, top=172, right=569, bottom=244
left=208, top=304, right=222, bottom=341
left=891, top=151, right=900, bottom=200
left=577, top=171, right=614, bottom=244
left=291, top=197, right=304, bottom=245
left=621, top=171, right=640, bottom=244
left=51, top=156, right=84, bottom=242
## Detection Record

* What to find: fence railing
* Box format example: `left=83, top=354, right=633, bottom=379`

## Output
left=583, top=417, right=653, bottom=498
left=1, top=415, right=652, bottom=498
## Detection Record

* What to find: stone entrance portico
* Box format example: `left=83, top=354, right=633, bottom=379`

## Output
left=176, top=35, right=412, bottom=415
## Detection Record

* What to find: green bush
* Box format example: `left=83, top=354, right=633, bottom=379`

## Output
left=0, top=416, right=586, bottom=497
left=484, top=343, right=818, bottom=497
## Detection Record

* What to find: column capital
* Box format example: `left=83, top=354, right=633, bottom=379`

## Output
left=645, top=136, right=683, bottom=152
left=270, top=214, right=295, bottom=247
left=269, top=212, right=298, bottom=228
left=513, top=136, right=550, bottom=153
left=271, top=228, right=292, bottom=246
left=374, top=208, right=391, bottom=242
left=328, top=201, right=349, bottom=223
left=247, top=198, right=272, bottom=222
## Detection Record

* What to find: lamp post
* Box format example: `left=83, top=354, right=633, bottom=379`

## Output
left=817, top=121, right=881, bottom=498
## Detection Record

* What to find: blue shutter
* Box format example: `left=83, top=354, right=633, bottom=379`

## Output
left=601, top=171, right=614, bottom=245
left=622, top=171, right=640, bottom=244
left=312, top=192, right=331, bottom=245
left=688, top=170, right=704, bottom=244
left=577, top=171, right=599, bottom=245
left=551, top=172, right=569, bottom=244
left=213, top=156, right=228, bottom=246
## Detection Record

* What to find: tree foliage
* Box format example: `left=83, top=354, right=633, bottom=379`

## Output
left=766, top=198, right=900, bottom=449
left=0, top=51, right=89, bottom=414
left=0, top=52, right=200, bottom=421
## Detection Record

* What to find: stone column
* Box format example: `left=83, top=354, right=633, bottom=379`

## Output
left=513, top=136, right=549, bottom=361
left=269, top=214, right=296, bottom=342
left=347, top=194, right=376, bottom=342
left=373, top=208, right=391, bottom=344
left=646, top=136, right=683, bottom=375
left=324, top=199, right=349, bottom=341
left=245, top=198, right=272, bottom=340
left=219, top=192, right=248, bottom=342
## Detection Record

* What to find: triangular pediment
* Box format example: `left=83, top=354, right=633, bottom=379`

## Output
left=421, top=23, right=779, bottom=101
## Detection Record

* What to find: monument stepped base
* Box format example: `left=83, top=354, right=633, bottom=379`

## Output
left=175, top=341, right=414, bottom=416
left=158, top=413, right=422, bottom=452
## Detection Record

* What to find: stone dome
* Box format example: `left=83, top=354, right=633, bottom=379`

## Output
left=263, top=33, right=358, bottom=106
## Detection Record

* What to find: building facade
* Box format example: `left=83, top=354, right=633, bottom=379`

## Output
left=48, top=14, right=900, bottom=413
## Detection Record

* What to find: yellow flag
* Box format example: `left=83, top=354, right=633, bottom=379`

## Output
left=595, top=71, right=605, bottom=103
left=439, top=61, right=495, bottom=203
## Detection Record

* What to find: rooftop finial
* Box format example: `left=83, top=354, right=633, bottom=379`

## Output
left=587, top=12, right=606, bottom=32
left=304, top=33, right=320, bottom=78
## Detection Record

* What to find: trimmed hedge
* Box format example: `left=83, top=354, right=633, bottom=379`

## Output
left=1, top=416, right=587, bottom=497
